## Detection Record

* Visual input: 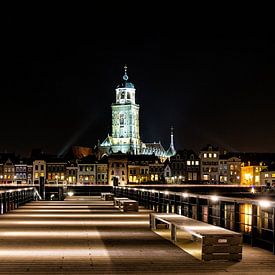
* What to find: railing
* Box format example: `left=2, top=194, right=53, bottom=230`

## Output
left=113, top=186, right=275, bottom=254
left=0, top=187, right=40, bottom=214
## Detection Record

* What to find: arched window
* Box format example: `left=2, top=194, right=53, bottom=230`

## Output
left=120, top=114, right=125, bottom=126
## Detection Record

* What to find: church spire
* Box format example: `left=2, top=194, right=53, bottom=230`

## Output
left=166, top=126, right=176, bottom=157
left=170, top=126, right=175, bottom=151
left=123, top=64, right=128, bottom=81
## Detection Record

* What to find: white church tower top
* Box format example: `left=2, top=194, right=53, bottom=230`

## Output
left=115, top=65, right=136, bottom=105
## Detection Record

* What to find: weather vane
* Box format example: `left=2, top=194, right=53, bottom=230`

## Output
left=123, top=64, right=128, bottom=81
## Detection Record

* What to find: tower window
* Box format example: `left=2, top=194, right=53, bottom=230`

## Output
left=120, top=114, right=125, bottom=126
left=127, top=93, right=130, bottom=100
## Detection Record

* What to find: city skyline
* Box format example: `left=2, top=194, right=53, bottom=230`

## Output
left=2, top=12, right=275, bottom=156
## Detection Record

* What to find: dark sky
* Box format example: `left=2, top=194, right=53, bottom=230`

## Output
left=2, top=7, right=275, bottom=156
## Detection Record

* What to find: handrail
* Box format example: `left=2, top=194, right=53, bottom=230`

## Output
left=0, top=187, right=36, bottom=194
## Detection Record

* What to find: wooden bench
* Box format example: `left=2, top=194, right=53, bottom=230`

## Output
left=150, top=213, right=242, bottom=261
left=114, top=197, right=129, bottom=207
left=101, top=192, right=114, bottom=201
left=114, top=198, right=139, bottom=212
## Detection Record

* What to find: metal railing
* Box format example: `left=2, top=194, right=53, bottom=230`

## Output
left=113, top=186, right=275, bottom=254
left=0, top=187, right=40, bottom=214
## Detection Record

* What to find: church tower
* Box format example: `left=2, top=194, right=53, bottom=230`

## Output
left=111, top=65, right=141, bottom=154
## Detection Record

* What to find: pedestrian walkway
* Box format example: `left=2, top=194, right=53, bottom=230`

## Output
left=0, top=196, right=275, bottom=274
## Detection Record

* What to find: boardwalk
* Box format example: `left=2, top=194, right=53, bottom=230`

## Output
left=0, top=196, right=275, bottom=274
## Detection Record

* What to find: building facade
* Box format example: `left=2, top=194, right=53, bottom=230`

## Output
left=241, top=162, right=268, bottom=185
left=199, top=145, right=220, bottom=183
left=33, top=160, right=46, bottom=184
left=260, top=170, right=275, bottom=187
left=46, top=161, right=66, bottom=185
left=219, top=156, right=241, bottom=184
left=108, top=153, right=128, bottom=186
left=15, top=161, right=28, bottom=184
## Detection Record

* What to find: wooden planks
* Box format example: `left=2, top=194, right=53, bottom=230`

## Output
left=0, top=197, right=275, bottom=274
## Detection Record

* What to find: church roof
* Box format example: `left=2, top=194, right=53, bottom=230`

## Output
left=116, top=65, right=135, bottom=89
left=117, top=81, right=135, bottom=89
left=101, top=135, right=113, bottom=146
left=143, top=142, right=166, bottom=156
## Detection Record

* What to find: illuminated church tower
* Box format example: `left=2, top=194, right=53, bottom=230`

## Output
left=101, top=66, right=141, bottom=154
left=111, top=65, right=141, bottom=154
left=99, top=65, right=175, bottom=159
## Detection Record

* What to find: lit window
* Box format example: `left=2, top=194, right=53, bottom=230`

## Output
left=213, top=153, right=217, bottom=158
left=255, top=176, right=260, bottom=183
left=272, top=174, right=275, bottom=178
left=203, top=153, right=207, bottom=158
left=120, top=114, right=125, bottom=126
left=203, top=174, right=209, bottom=180
left=209, top=153, right=212, bottom=158
left=187, top=161, right=191, bottom=165
left=265, top=174, right=269, bottom=178
left=195, top=161, right=199, bottom=165
left=35, top=172, right=39, bottom=179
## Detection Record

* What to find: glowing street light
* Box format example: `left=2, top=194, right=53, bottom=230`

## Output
left=68, top=192, right=74, bottom=197
left=211, top=195, right=219, bottom=202
left=182, top=192, right=188, bottom=198
left=259, top=200, right=271, bottom=208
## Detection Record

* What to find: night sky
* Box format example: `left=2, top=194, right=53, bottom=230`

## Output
left=2, top=8, right=275, bottom=156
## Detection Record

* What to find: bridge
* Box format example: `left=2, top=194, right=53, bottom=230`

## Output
left=0, top=188, right=275, bottom=274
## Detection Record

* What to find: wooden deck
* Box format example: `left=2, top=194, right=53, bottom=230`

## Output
left=0, top=196, right=274, bottom=274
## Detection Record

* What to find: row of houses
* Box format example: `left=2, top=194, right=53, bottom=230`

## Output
left=1, top=145, right=275, bottom=186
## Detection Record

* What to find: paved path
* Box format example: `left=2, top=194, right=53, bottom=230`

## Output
left=0, top=196, right=275, bottom=274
